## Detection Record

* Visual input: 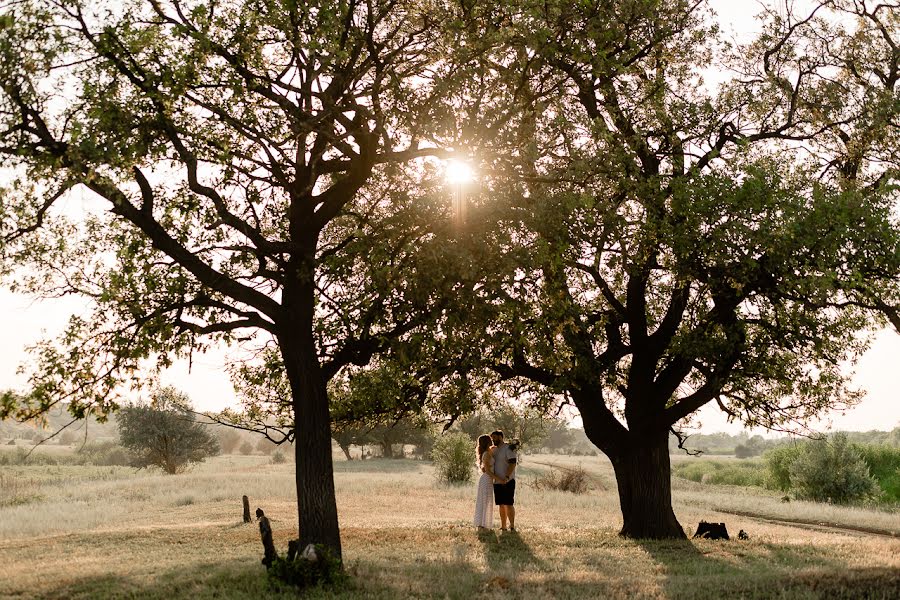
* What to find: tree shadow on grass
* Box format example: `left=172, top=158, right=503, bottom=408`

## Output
left=36, top=553, right=900, bottom=600
left=34, top=538, right=900, bottom=600
left=33, top=561, right=275, bottom=600
left=37, top=554, right=535, bottom=600
left=634, top=536, right=900, bottom=599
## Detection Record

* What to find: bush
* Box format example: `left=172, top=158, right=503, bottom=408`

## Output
left=117, top=388, right=220, bottom=474
left=763, top=443, right=804, bottom=491
left=853, top=444, right=900, bottom=503
left=217, top=429, right=242, bottom=454
left=257, top=437, right=277, bottom=455
left=431, top=432, right=474, bottom=483
left=788, top=434, right=879, bottom=504
left=531, top=465, right=590, bottom=494
left=734, top=444, right=757, bottom=459
left=239, top=441, right=254, bottom=455
left=267, top=544, right=345, bottom=589
left=271, top=450, right=287, bottom=464
left=76, top=441, right=130, bottom=466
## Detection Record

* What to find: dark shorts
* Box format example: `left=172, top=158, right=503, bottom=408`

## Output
left=493, top=479, right=516, bottom=506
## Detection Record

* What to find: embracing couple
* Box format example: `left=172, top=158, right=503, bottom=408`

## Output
left=473, top=430, right=518, bottom=531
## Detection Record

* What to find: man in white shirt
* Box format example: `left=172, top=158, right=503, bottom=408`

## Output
left=490, top=430, right=517, bottom=531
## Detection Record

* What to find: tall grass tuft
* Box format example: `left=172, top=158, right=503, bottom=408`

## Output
left=531, top=465, right=591, bottom=494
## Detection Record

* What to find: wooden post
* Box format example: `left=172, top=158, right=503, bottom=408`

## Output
left=256, top=508, right=278, bottom=568
left=242, top=495, right=251, bottom=523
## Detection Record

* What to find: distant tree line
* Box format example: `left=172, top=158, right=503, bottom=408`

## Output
left=669, top=427, right=900, bottom=458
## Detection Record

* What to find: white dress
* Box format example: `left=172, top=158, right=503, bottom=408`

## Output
left=473, top=450, right=494, bottom=528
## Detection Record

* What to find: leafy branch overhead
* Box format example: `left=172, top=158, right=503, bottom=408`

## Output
left=0, top=0, right=474, bottom=420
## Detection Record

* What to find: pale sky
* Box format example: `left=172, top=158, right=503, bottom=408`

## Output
left=1, top=0, right=897, bottom=434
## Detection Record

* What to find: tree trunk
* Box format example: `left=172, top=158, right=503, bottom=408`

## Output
left=339, top=443, right=353, bottom=461
left=381, top=440, right=393, bottom=459
left=280, top=294, right=342, bottom=561
left=609, top=432, right=685, bottom=539
left=242, top=495, right=251, bottom=523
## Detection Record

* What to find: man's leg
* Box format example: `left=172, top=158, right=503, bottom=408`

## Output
left=498, top=505, right=508, bottom=529
left=507, top=505, right=515, bottom=530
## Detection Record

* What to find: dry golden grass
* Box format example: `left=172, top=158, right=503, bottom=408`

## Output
left=1, top=453, right=898, bottom=599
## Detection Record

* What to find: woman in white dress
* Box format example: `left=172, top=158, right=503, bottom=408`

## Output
left=473, top=434, right=500, bottom=529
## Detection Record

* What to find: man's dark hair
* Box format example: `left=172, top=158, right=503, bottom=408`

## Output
left=491, top=430, right=504, bottom=439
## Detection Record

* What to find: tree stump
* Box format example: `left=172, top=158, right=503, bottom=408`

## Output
left=256, top=508, right=278, bottom=568
left=693, top=521, right=729, bottom=540
left=242, top=495, right=251, bottom=523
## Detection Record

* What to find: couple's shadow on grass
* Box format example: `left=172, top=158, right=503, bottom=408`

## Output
left=476, top=527, right=542, bottom=567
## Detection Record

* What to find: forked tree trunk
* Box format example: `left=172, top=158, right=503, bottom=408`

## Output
left=609, top=432, right=685, bottom=539
left=339, top=443, right=353, bottom=461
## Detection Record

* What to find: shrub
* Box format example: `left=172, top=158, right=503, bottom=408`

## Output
left=267, top=544, right=345, bottom=589
left=789, top=434, right=879, bottom=504
left=431, top=432, right=473, bottom=483
left=734, top=444, right=753, bottom=459
left=853, top=444, right=900, bottom=503
left=531, top=466, right=590, bottom=494
left=217, top=428, right=242, bottom=454
left=76, top=441, right=130, bottom=466
left=271, top=450, right=287, bottom=464
left=117, top=388, right=220, bottom=474
left=763, top=443, right=805, bottom=491
left=239, top=441, right=254, bottom=455
left=257, top=437, right=277, bottom=455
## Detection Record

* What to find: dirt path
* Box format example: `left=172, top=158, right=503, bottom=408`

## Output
left=711, top=508, right=899, bottom=539
left=530, top=459, right=899, bottom=540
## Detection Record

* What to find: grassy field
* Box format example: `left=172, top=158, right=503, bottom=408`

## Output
left=1, top=452, right=899, bottom=599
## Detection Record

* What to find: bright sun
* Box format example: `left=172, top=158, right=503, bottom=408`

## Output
left=445, top=159, right=475, bottom=184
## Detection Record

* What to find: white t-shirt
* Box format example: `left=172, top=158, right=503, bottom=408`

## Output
left=492, top=443, right=517, bottom=480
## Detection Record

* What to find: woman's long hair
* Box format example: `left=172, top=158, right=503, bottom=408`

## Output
left=476, top=434, right=492, bottom=465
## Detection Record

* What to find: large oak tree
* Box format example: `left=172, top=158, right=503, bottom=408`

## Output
left=444, top=0, right=900, bottom=538
left=0, top=0, right=474, bottom=559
